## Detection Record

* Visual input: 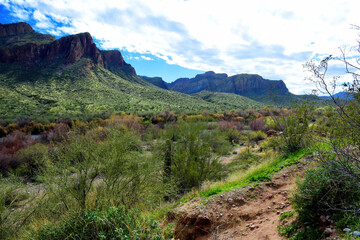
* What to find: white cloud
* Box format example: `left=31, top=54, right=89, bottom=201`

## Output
left=2, top=0, right=360, bottom=94
left=33, top=10, right=52, bottom=28
left=141, top=56, right=153, bottom=60
left=10, top=7, right=30, bottom=20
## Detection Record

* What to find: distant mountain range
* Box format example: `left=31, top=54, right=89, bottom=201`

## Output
left=140, top=71, right=292, bottom=97
left=319, top=91, right=353, bottom=100
left=0, top=22, right=317, bottom=121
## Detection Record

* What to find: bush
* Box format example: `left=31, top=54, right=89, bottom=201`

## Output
left=249, top=118, right=265, bottom=131
left=35, top=206, right=174, bottom=240
left=248, top=131, right=267, bottom=143
left=217, top=120, right=243, bottom=131
left=291, top=164, right=360, bottom=238
left=223, top=129, right=241, bottom=145
left=158, top=121, right=227, bottom=196
left=275, top=102, right=313, bottom=153
left=0, top=176, right=29, bottom=239
left=14, top=143, right=48, bottom=180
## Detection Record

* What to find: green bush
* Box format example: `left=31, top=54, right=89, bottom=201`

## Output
left=291, top=164, right=360, bottom=239
left=248, top=130, right=267, bottom=143
left=158, top=121, right=227, bottom=196
left=14, top=143, right=48, bottom=179
left=223, top=129, right=241, bottom=145
left=275, top=102, right=313, bottom=153
left=0, top=176, right=29, bottom=239
left=35, top=206, right=174, bottom=240
left=228, top=148, right=261, bottom=171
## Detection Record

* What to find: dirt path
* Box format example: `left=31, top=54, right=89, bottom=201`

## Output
left=171, top=159, right=310, bottom=240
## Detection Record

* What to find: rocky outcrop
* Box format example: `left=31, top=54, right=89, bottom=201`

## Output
left=101, top=50, right=136, bottom=75
left=0, top=22, right=136, bottom=76
left=169, top=71, right=228, bottom=94
left=0, top=22, right=34, bottom=36
left=169, top=71, right=290, bottom=96
left=140, top=76, right=169, bottom=89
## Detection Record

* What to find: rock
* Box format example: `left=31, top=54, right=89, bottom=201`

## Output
left=351, top=231, right=360, bottom=237
left=324, top=228, right=335, bottom=234
left=343, top=228, right=351, bottom=232
left=0, top=23, right=136, bottom=77
left=320, top=215, right=327, bottom=223
left=168, top=72, right=290, bottom=96
left=249, top=225, right=256, bottom=230
left=0, top=22, right=34, bottom=36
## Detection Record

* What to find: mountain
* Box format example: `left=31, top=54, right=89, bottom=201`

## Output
left=0, top=22, right=147, bottom=84
left=0, top=22, right=272, bottom=122
left=193, top=91, right=265, bottom=110
left=139, top=76, right=169, bottom=89
left=319, top=91, right=353, bottom=100
left=167, top=71, right=291, bottom=97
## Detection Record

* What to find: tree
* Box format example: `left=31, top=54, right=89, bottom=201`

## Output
left=301, top=25, right=360, bottom=214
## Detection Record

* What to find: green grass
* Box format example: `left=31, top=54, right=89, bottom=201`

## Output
left=199, top=149, right=309, bottom=197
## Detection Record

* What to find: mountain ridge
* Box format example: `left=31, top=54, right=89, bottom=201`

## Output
left=0, top=22, right=139, bottom=82
left=141, top=71, right=292, bottom=99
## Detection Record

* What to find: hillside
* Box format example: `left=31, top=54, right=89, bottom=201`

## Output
left=193, top=91, right=265, bottom=110
left=0, top=22, right=318, bottom=122
left=0, top=23, right=275, bottom=122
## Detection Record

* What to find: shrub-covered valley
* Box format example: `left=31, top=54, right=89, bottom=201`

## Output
left=1, top=22, right=360, bottom=240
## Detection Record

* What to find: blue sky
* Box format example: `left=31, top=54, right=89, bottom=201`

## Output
left=0, top=0, right=359, bottom=94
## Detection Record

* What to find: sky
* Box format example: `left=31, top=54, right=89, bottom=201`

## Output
left=0, top=0, right=359, bottom=94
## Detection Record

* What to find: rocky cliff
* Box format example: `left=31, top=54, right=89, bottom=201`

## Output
left=168, top=71, right=290, bottom=97
left=0, top=22, right=136, bottom=76
left=0, top=22, right=34, bottom=36
left=139, top=76, right=169, bottom=89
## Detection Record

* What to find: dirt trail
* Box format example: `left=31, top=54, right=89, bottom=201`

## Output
left=171, top=159, right=310, bottom=240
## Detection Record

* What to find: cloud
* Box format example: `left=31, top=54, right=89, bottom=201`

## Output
left=0, top=0, right=359, bottom=94
left=141, top=56, right=153, bottom=60
left=33, top=10, right=52, bottom=28
left=10, top=7, right=30, bottom=20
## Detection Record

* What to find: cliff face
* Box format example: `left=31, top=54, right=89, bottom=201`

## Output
left=0, top=22, right=136, bottom=75
left=0, top=22, right=34, bottom=36
left=140, top=76, right=169, bottom=89
left=169, top=71, right=290, bottom=96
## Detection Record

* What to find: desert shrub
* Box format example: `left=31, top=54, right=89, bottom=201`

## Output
left=0, top=176, right=29, bottom=239
left=14, top=143, right=48, bottom=180
left=260, top=136, right=282, bottom=151
left=0, top=132, right=37, bottom=173
left=35, top=206, right=174, bottom=240
left=249, top=118, right=265, bottom=131
left=275, top=102, right=314, bottom=153
left=248, top=131, right=267, bottom=143
left=208, top=130, right=232, bottom=155
left=151, top=111, right=177, bottom=126
left=0, top=126, right=7, bottom=137
left=218, top=120, right=243, bottom=131
left=291, top=164, right=360, bottom=239
left=228, top=148, right=261, bottom=170
left=41, top=125, right=160, bottom=216
left=157, top=121, right=227, bottom=196
left=223, top=129, right=241, bottom=145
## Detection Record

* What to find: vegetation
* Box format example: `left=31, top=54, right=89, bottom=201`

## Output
left=35, top=206, right=174, bottom=240
left=2, top=23, right=360, bottom=240
left=277, top=31, right=360, bottom=239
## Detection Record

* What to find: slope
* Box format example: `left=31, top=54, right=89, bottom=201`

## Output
left=0, top=59, right=225, bottom=122
left=193, top=91, right=265, bottom=110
